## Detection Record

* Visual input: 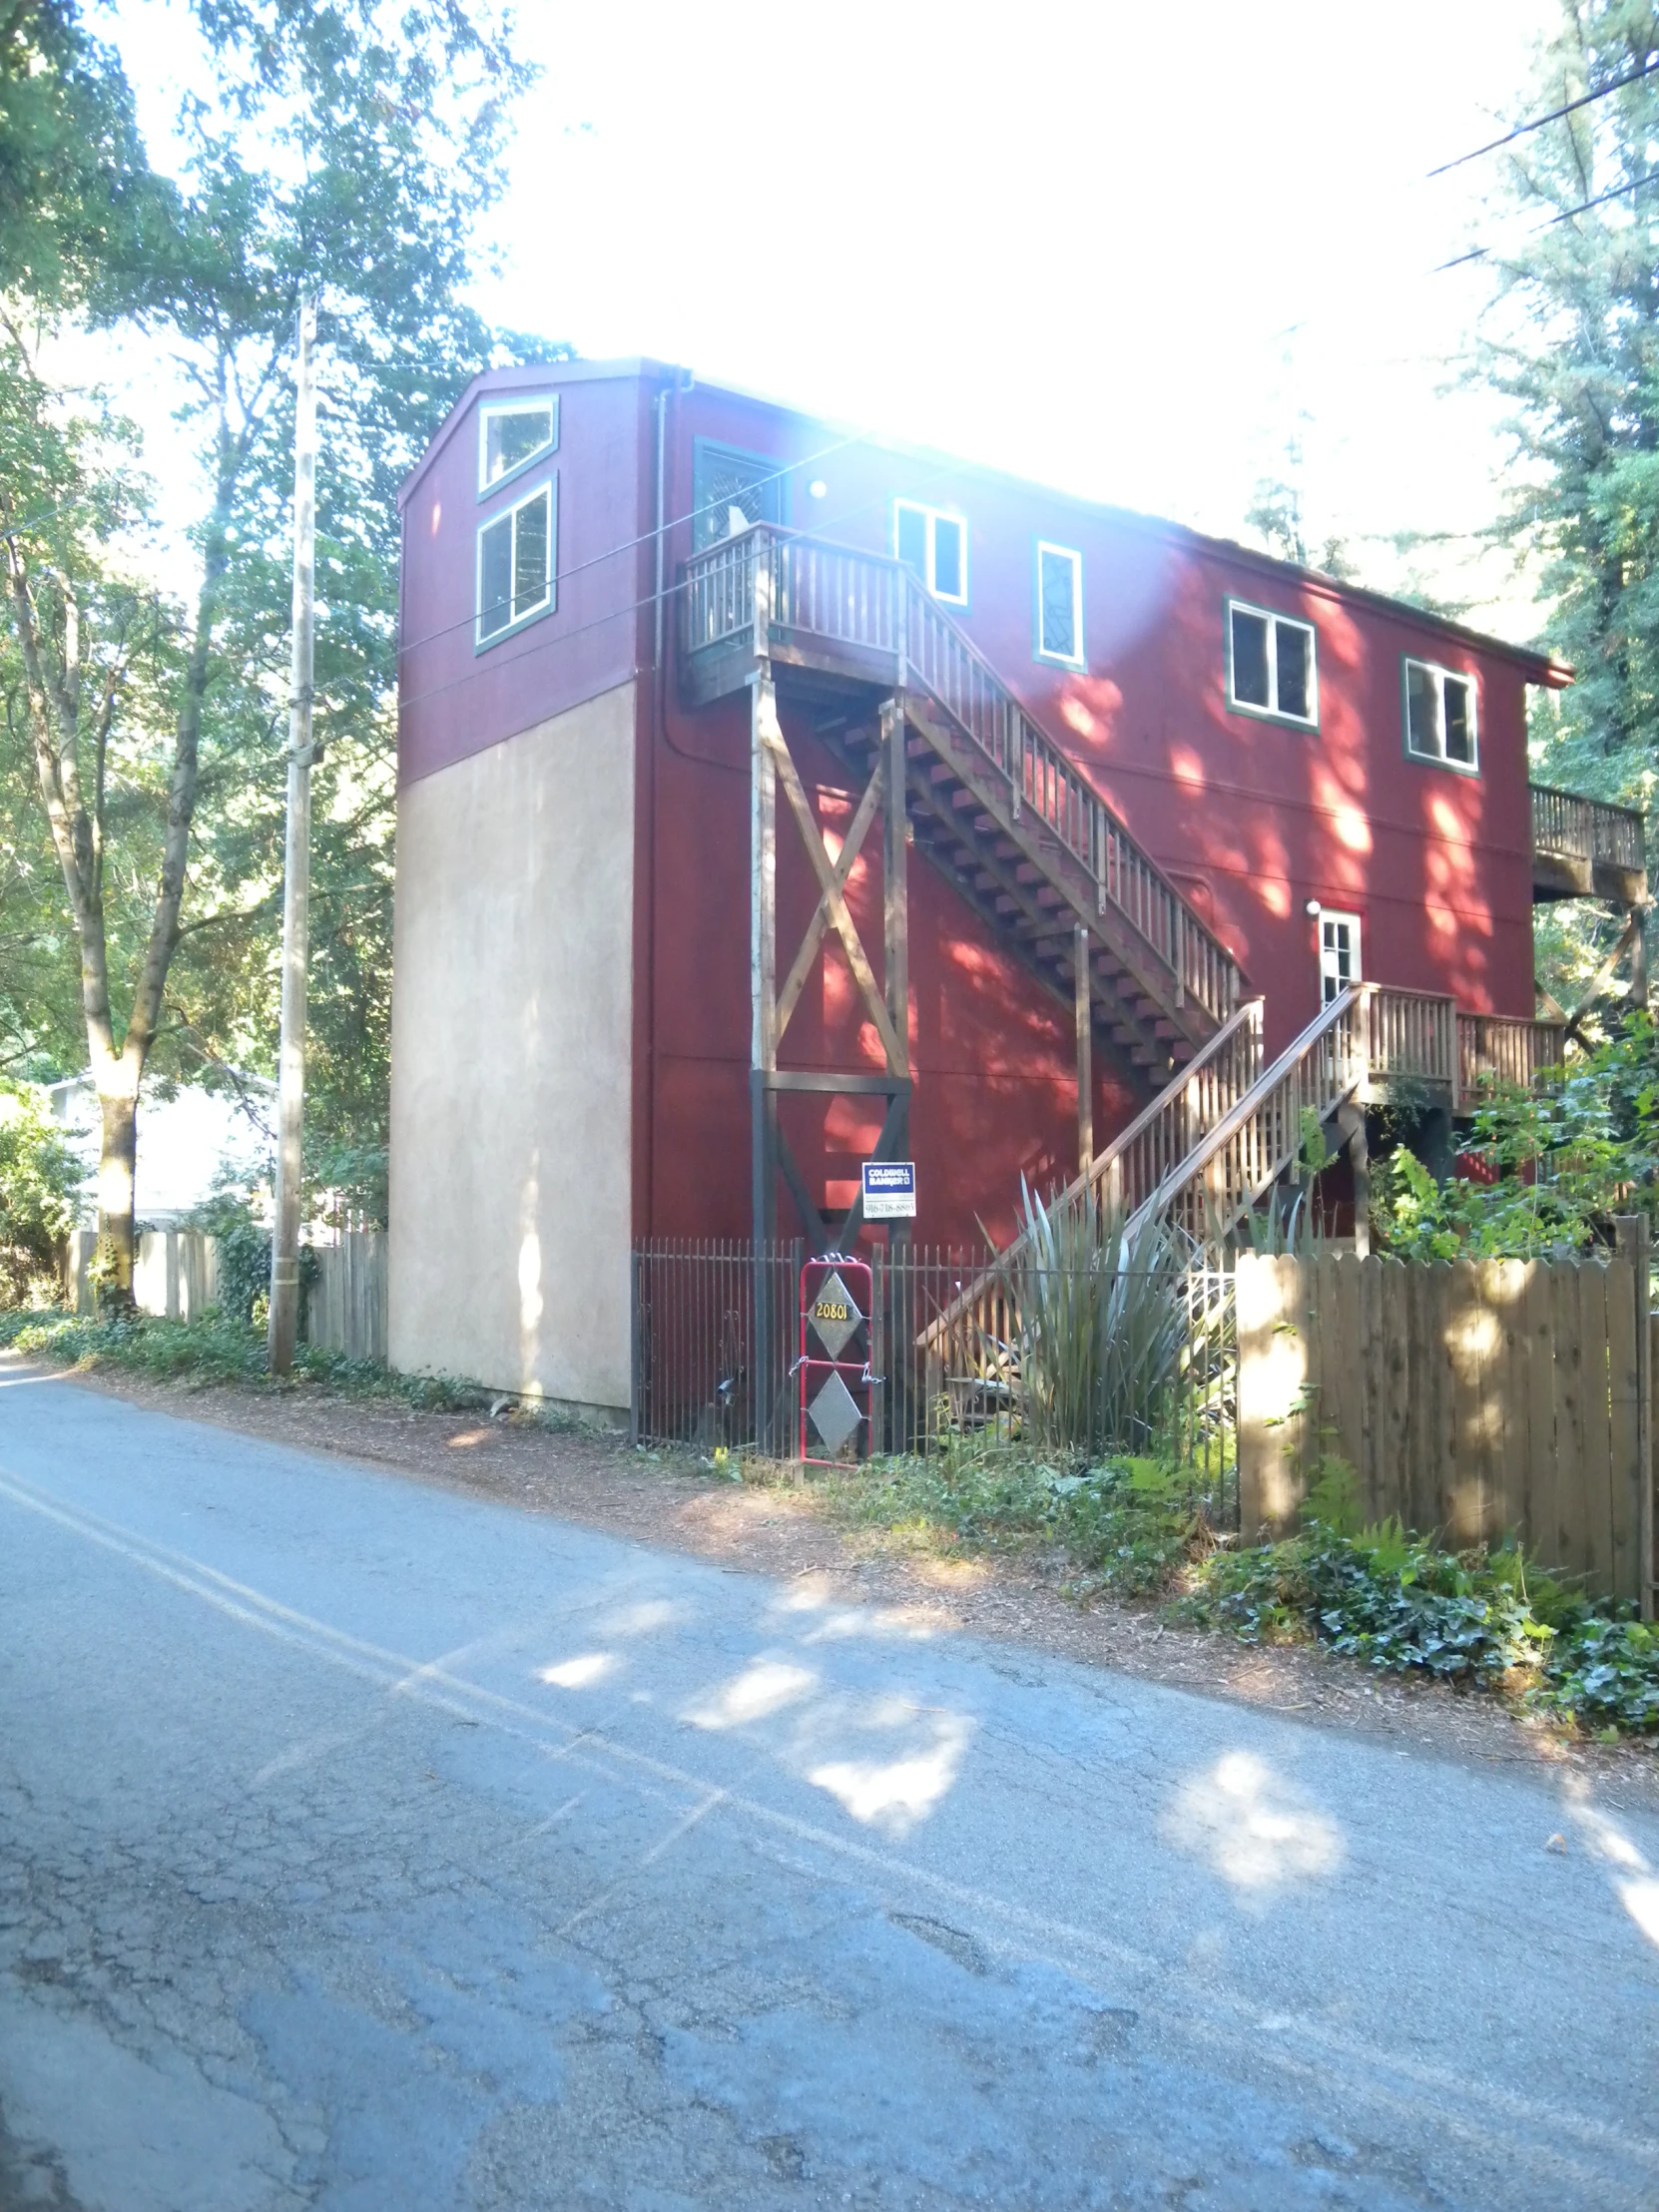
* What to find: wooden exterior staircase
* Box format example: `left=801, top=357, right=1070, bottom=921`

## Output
left=682, top=526, right=1245, bottom=1080
left=919, top=985, right=1569, bottom=1366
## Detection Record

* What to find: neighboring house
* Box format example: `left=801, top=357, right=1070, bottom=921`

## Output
left=389, top=358, right=1646, bottom=1412
left=46, top=1076, right=274, bottom=1227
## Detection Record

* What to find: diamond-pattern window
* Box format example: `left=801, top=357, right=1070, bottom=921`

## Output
left=693, top=441, right=783, bottom=553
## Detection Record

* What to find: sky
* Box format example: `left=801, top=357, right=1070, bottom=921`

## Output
left=108, top=0, right=1564, bottom=637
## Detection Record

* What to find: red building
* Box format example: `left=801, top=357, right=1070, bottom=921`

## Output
left=389, top=358, right=1634, bottom=1410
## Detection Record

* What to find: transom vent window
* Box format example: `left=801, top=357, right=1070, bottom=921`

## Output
left=1227, top=600, right=1317, bottom=726
left=1404, top=658, right=1478, bottom=770
left=894, top=499, right=967, bottom=605
left=1035, top=542, right=1084, bottom=666
left=478, top=396, right=558, bottom=493
left=476, top=477, right=555, bottom=645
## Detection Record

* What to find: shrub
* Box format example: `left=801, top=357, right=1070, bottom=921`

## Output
left=0, top=1084, right=85, bottom=1306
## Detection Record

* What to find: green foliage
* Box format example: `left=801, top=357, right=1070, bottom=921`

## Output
left=1003, top=1177, right=1194, bottom=1454
left=1182, top=1516, right=1659, bottom=1731
left=0, top=1, right=165, bottom=312
left=1182, top=1524, right=1552, bottom=1685
left=1543, top=1616, right=1659, bottom=1730
left=0, top=1079, right=83, bottom=1300
left=185, top=1183, right=270, bottom=1324
left=1371, top=1015, right=1658, bottom=1257
left=0, top=1304, right=486, bottom=1408
left=1, top=0, right=565, bottom=1205
left=822, top=1437, right=1219, bottom=1601
left=1468, top=2, right=1659, bottom=1000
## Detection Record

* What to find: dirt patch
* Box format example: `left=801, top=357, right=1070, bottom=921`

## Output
left=25, top=1351, right=1659, bottom=1808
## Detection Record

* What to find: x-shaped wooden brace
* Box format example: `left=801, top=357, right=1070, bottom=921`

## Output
left=762, top=720, right=905, bottom=1073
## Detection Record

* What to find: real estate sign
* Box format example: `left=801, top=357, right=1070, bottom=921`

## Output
left=860, top=1161, right=916, bottom=1220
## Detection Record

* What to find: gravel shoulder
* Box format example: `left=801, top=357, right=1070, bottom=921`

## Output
left=21, top=1350, right=1659, bottom=1809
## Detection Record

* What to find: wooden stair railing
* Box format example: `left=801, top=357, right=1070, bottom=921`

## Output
left=916, top=984, right=1478, bottom=1369
left=918, top=998, right=1265, bottom=1356
left=683, top=527, right=1247, bottom=1050
left=1128, top=984, right=1375, bottom=1246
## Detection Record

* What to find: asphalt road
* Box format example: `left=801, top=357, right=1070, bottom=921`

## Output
left=1, top=1362, right=1657, bottom=2211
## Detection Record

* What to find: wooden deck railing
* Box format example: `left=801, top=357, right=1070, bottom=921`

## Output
left=1457, top=1011, right=1568, bottom=1097
left=1530, top=783, right=1646, bottom=871
left=684, top=527, right=1246, bottom=1033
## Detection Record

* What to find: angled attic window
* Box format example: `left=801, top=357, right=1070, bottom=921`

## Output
left=693, top=441, right=784, bottom=553
left=476, top=476, right=556, bottom=646
left=1226, top=600, right=1317, bottom=728
left=478, top=395, right=558, bottom=494
left=1404, top=658, right=1478, bottom=772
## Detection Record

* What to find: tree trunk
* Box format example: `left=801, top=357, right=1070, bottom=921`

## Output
left=95, top=1075, right=138, bottom=1307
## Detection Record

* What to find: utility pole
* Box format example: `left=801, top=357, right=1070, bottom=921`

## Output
left=268, top=287, right=317, bottom=1376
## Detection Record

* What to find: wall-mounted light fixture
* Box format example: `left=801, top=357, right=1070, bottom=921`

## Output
left=809, top=479, right=828, bottom=499
left=1305, top=899, right=1322, bottom=916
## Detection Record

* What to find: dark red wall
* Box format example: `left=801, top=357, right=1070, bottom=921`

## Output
left=397, top=363, right=653, bottom=789
left=398, top=362, right=1551, bottom=1253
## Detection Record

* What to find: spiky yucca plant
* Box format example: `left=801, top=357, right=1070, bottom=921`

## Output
left=1003, top=1178, right=1192, bottom=1454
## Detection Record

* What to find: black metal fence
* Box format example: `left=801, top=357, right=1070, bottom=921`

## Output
left=631, top=1239, right=1236, bottom=1506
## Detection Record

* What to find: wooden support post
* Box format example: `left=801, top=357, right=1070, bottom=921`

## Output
left=1338, top=1102, right=1370, bottom=1259
left=751, top=666, right=779, bottom=1239
left=751, top=665, right=780, bottom=1449
left=1074, top=923, right=1092, bottom=1180
left=882, top=696, right=909, bottom=1085
left=1631, top=903, right=1649, bottom=1011
left=1618, top=1214, right=1655, bottom=1620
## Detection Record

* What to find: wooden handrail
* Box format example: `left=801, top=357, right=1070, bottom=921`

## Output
left=684, top=526, right=1246, bottom=1032
left=917, top=998, right=1266, bottom=1351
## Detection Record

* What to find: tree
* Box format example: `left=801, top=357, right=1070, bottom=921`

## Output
left=1, top=0, right=543, bottom=1293
left=1468, top=1, right=1659, bottom=1004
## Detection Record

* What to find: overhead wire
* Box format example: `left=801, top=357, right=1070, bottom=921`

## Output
left=1428, top=54, right=1659, bottom=176
left=1433, top=167, right=1659, bottom=272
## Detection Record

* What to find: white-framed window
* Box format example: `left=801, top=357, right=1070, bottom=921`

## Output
left=1226, top=599, right=1318, bottom=727
left=1319, top=909, right=1362, bottom=1005
left=1403, top=657, right=1478, bottom=772
left=894, top=499, right=967, bottom=605
left=476, top=476, right=555, bottom=646
left=477, top=394, right=558, bottom=495
left=1035, top=542, right=1084, bottom=666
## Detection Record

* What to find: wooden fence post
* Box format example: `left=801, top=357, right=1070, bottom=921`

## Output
left=1615, top=1217, right=1653, bottom=1620
left=1237, top=1252, right=1308, bottom=1538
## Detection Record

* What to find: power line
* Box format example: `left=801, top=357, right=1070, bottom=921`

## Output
left=1428, top=55, right=1659, bottom=177
left=1434, top=167, right=1659, bottom=271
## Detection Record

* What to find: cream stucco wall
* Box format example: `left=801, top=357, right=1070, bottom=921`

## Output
left=388, top=681, right=635, bottom=1408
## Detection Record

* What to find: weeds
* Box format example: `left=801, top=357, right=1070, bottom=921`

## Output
left=0, top=1306, right=489, bottom=1412
left=813, top=1436, right=1224, bottom=1600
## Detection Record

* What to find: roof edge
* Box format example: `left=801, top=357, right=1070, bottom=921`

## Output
left=396, top=357, right=676, bottom=513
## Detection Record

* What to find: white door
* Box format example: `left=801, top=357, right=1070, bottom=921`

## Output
left=1320, top=910, right=1362, bottom=1004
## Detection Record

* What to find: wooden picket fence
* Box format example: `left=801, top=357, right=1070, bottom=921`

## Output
left=67, top=1224, right=387, bottom=1365
left=1237, top=1227, right=1655, bottom=1611
left=305, top=1232, right=387, bottom=1364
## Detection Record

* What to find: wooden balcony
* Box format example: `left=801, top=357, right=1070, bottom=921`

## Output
left=1531, top=783, right=1647, bottom=904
